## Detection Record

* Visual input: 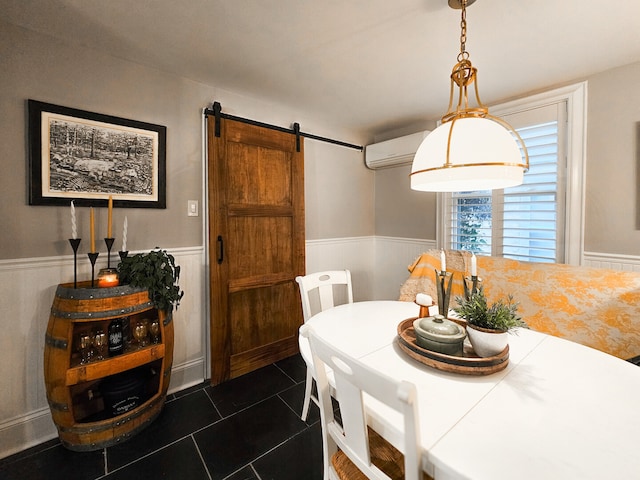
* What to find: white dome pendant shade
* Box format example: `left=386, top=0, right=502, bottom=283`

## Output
left=410, top=116, right=526, bottom=192
left=410, top=0, right=528, bottom=192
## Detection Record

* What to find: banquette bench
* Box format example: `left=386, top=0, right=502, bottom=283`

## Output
left=399, top=249, right=640, bottom=360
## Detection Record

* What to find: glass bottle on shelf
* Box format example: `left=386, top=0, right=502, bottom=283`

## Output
left=108, top=318, right=124, bottom=356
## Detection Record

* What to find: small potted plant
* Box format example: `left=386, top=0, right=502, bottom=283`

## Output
left=118, top=248, right=184, bottom=313
left=454, top=287, right=527, bottom=357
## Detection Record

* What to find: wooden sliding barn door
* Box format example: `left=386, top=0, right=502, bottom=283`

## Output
left=207, top=117, right=305, bottom=385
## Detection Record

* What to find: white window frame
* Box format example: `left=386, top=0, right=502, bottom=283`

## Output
left=436, top=82, right=587, bottom=265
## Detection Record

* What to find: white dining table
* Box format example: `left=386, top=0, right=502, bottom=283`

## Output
left=301, top=300, right=640, bottom=480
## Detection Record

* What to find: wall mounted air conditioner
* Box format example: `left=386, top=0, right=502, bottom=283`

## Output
left=364, top=130, right=430, bottom=169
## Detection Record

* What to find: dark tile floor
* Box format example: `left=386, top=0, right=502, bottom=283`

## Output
left=0, top=354, right=325, bottom=480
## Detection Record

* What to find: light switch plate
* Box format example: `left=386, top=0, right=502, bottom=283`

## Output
left=187, top=200, right=199, bottom=217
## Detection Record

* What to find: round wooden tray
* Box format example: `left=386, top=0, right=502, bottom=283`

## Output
left=396, top=317, right=509, bottom=375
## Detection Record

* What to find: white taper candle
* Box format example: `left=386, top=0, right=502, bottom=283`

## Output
left=70, top=200, right=77, bottom=239
left=122, top=216, right=128, bottom=252
left=107, top=195, right=113, bottom=238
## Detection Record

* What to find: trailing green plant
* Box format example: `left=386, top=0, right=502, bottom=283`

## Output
left=118, top=248, right=184, bottom=312
left=454, top=287, right=527, bottom=332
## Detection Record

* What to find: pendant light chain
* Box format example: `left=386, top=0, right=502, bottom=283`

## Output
left=458, top=0, right=469, bottom=62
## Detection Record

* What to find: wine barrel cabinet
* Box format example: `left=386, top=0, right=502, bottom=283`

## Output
left=44, top=281, right=174, bottom=451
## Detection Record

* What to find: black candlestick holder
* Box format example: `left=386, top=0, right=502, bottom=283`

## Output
left=104, top=238, right=115, bottom=268
left=68, top=238, right=81, bottom=288
left=88, top=252, right=99, bottom=288
left=435, top=269, right=454, bottom=317
left=463, top=275, right=481, bottom=300
left=119, top=250, right=129, bottom=262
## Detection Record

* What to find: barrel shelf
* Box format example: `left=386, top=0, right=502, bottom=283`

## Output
left=44, top=282, right=174, bottom=451
left=65, top=343, right=166, bottom=386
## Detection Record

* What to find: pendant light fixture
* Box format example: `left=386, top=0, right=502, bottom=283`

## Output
left=410, top=0, right=529, bottom=192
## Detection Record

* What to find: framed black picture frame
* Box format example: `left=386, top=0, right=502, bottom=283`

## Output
left=28, top=99, right=166, bottom=208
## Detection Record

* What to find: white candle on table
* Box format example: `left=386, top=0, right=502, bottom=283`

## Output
left=70, top=201, right=77, bottom=239
left=471, top=253, right=477, bottom=277
left=122, top=216, right=128, bottom=252
left=440, top=250, right=446, bottom=272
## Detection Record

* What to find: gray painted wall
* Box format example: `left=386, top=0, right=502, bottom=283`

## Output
left=1, top=21, right=203, bottom=259
left=374, top=164, right=436, bottom=239
left=0, top=20, right=371, bottom=260
left=2, top=18, right=640, bottom=262
left=585, top=62, right=640, bottom=255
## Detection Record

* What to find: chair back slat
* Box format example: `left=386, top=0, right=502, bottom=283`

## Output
left=296, top=270, right=353, bottom=322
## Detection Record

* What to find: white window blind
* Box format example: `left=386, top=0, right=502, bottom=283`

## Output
left=445, top=102, right=567, bottom=263
left=501, top=120, right=560, bottom=262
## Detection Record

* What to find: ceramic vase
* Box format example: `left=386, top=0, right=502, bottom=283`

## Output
left=466, top=324, right=508, bottom=357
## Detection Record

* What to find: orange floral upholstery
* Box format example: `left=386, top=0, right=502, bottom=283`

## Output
left=399, top=250, right=640, bottom=360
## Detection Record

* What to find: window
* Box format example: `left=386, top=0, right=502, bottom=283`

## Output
left=438, top=83, right=586, bottom=265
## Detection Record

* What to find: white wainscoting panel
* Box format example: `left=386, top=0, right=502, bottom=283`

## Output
left=373, top=236, right=436, bottom=300
left=305, top=236, right=436, bottom=301
left=305, top=237, right=375, bottom=302
left=583, top=251, right=640, bottom=271
left=0, top=246, right=206, bottom=459
left=166, top=248, right=207, bottom=393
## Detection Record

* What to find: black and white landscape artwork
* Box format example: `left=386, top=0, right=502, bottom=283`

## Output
left=28, top=100, right=166, bottom=208
left=46, top=117, right=156, bottom=198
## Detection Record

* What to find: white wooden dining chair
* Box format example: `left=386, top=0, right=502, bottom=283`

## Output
left=301, top=324, right=430, bottom=480
left=296, top=270, right=353, bottom=421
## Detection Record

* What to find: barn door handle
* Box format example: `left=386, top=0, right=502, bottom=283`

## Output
left=217, top=235, right=224, bottom=264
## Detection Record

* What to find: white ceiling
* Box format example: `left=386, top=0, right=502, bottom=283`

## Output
left=4, top=0, right=640, bottom=137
